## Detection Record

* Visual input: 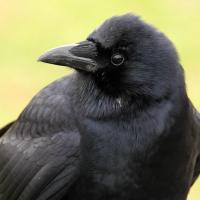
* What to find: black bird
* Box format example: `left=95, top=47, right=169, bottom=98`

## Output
left=0, top=14, right=200, bottom=200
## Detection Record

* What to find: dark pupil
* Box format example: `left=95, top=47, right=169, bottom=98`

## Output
left=111, top=54, right=124, bottom=66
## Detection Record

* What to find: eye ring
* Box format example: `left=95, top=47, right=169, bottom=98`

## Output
left=111, top=53, right=125, bottom=66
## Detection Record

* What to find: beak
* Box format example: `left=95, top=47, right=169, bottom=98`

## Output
left=38, top=40, right=98, bottom=73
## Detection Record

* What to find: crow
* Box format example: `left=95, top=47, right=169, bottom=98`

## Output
left=0, top=14, right=200, bottom=200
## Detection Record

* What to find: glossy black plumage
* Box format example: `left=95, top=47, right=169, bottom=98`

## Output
left=1, top=14, right=200, bottom=200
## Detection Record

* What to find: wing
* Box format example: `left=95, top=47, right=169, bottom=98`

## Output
left=191, top=105, right=200, bottom=186
left=0, top=75, right=80, bottom=200
left=0, top=121, right=15, bottom=137
left=191, top=155, right=200, bottom=186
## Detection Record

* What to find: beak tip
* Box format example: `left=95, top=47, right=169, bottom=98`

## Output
left=37, top=57, right=42, bottom=62
left=37, top=54, right=48, bottom=63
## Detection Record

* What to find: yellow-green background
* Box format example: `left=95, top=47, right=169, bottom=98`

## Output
left=0, top=0, right=199, bottom=199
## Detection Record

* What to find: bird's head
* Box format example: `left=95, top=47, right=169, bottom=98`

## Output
left=39, top=14, right=184, bottom=101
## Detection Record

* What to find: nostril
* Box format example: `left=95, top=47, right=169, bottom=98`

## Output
left=70, top=41, right=97, bottom=59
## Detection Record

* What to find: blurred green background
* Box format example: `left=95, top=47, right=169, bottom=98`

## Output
left=0, top=0, right=199, bottom=199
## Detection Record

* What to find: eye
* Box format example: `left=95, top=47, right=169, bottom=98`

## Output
left=111, top=53, right=124, bottom=66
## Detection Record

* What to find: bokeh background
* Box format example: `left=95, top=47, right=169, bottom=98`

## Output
left=0, top=0, right=199, bottom=198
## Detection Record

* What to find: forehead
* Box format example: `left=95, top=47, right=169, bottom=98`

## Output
left=87, top=14, right=143, bottom=49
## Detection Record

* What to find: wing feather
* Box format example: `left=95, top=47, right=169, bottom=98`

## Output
left=0, top=75, right=80, bottom=200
